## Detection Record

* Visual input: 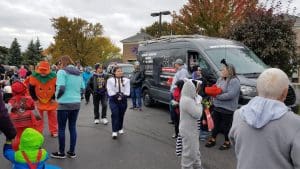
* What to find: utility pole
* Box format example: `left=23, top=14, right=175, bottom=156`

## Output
left=151, top=11, right=171, bottom=37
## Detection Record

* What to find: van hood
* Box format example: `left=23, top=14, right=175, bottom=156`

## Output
left=239, top=96, right=289, bottom=128
left=237, top=75, right=256, bottom=87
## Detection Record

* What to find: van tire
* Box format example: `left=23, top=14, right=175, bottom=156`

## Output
left=143, top=89, right=154, bottom=107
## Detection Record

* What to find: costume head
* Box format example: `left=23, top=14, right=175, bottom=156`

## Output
left=11, top=81, right=27, bottom=96
left=36, top=61, right=51, bottom=75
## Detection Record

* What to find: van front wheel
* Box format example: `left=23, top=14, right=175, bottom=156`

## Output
left=143, top=89, right=154, bottom=107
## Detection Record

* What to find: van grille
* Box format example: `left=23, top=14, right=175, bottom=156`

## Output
left=284, top=86, right=296, bottom=106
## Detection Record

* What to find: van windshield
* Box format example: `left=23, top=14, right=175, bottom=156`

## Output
left=121, top=66, right=134, bottom=74
left=205, top=47, right=268, bottom=74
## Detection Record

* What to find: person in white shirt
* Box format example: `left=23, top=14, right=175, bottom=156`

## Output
left=107, top=66, right=130, bottom=139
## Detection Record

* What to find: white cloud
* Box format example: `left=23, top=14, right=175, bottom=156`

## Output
left=0, top=0, right=299, bottom=52
left=0, top=0, right=185, bottom=51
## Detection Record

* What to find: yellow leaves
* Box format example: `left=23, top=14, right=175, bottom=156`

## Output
left=48, top=17, right=120, bottom=66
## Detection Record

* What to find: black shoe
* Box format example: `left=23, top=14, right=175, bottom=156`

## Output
left=51, top=152, right=66, bottom=159
left=67, top=151, right=77, bottom=158
left=129, top=106, right=136, bottom=109
left=205, top=138, right=216, bottom=148
left=172, top=134, right=178, bottom=139
left=168, top=121, right=174, bottom=124
left=219, top=142, right=231, bottom=150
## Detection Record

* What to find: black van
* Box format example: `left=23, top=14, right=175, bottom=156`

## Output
left=137, top=35, right=297, bottom=109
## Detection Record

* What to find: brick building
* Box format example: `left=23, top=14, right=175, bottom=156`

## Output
left=121, top=33, right=153, bottom=62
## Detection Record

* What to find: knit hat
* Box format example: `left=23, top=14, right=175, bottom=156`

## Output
left=36, top=61, right=51, bottom=75
left=19, top=128, right=44, bottom=151
left=95, top=63, right=102, bottom=70
left=11, top=81, right=27, bottom=95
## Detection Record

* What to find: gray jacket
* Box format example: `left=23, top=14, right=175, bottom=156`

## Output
left=229, top=96, right=300, bottom=169
left=213, top=77, right=240, bottom=112
left=170, top=65, right=189, bottom=92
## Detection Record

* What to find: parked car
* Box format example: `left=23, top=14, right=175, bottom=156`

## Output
left=107, top=63, right=134, bottom=78
left=137, top=35, right=297, bottom=110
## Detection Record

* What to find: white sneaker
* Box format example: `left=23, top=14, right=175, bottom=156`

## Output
left=94, top=119, right=100, bottom=124
left=100, top=118, right=109, bottom=125
left=118, top=129, right=124, bottom=134
left=112, top=132, right=118, bottom=139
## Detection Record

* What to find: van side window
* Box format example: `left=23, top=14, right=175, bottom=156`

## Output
left=188, top=51, right=209, bottom=72
left=188, top=51, right=198, bottom=72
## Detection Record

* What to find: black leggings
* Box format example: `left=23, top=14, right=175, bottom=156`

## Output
left=211, top=107, right=233, bottom=142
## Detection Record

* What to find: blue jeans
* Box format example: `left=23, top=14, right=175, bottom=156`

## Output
left=109, top=98, right=127, bottom=132
left=130, top=87, right=142, bottom=108
left=57, top=109, right=79, bottom=153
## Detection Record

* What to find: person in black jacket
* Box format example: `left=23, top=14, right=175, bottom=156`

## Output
left=87, top=63, right=109, bottom=125
left=0, top=91, right=17, bottom=142
left=0, top=63, right=5, bottom=80
left=129, top=63, right=144, bottom=111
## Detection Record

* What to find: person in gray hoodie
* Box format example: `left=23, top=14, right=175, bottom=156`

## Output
left=229, top=68, right=300, bottom=169
left=179, top=80, right=203, bottom=169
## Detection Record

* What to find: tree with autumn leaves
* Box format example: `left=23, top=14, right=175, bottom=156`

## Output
left=172, top=0, right=258, bottom=36
left=48, top=17, right=120, bottom=66
left=141, top=0, right=299, bottom=75
left=142, top=0, right=258, bottom=37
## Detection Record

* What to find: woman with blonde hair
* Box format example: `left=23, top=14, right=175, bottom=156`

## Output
left=51, top=55, right=84, bottom=159
left=205, top=59, right=240, bottom=150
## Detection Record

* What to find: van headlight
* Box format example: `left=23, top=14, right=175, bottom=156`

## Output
left=240, top=85, right=256, bottom=97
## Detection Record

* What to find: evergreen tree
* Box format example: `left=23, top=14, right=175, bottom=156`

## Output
left=8, top=38, right=22, bottom=66
left=0, top=46, right=9, bottom=64
left=23, top=40, right=37, bottom=65
left=35, top=38, right=45, bottom=60
left=23, top=38, right=45, bottom=65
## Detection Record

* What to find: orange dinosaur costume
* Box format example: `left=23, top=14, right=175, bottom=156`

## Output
left=29, top=61, right=58, bottom=136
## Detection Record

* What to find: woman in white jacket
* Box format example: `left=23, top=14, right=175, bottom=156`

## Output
left=179, top=80, right=203, bottom=169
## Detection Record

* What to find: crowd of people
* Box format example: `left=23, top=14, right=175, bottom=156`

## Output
left=0, top=56, right=300, bottom=169
left=0, top=56, right=145, bottom=168
left=169, top=58, right=300, bottom=169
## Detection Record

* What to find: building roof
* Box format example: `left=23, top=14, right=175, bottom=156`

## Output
left=121, top=32, right=153, bottom=43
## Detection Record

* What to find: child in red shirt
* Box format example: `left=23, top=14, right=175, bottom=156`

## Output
left=171, top=80, right=185, bottom=138
left=8, top=80, right=40, bottom=150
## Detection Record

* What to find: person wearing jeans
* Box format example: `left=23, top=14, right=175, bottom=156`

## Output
left=57, top=109, right=79, bottom=156
left=107, top=66, right=130, bottom=139
left=51, top=55, right=84, bottom=159
left=130, top=64, right=144, bottom=111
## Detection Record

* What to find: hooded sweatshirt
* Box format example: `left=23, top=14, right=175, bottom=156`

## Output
left=179, top=80, right=202, bottom=135
left=229, top=96, right=300, bottom=169
left=179, top=80, right=203, bottom=168
left=3, top=128, right=49, bottom=169
left=56, top=65, right=85, bottom=110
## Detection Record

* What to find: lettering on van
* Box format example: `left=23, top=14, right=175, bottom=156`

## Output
left=141, top=52, right=157, bottom=57
left=144, top=56, right=153, bottom=64
left=209, top=45, right=244, bottom=49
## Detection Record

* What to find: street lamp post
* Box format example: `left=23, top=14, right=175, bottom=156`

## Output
left=151, top=11, right=171, bottom=37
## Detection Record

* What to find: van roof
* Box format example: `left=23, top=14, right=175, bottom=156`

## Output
left=138, top=35, right=244, bottom=51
